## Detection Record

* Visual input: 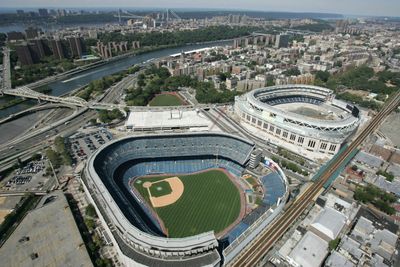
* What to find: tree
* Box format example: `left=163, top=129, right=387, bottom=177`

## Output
left=54, top=136, right=73, bottom=166
left=354, top=184, right=397, bottom=215
left=376, top=170, right=394, bottom=182
left=283, top=67, right=300, bottom=76
left=218, top=72, right=231, bottom=81
left=85, top=204, right=97, bottom=218
left=329, top=238, right=341, bottom=251
left=98, top=109, right=124, bottom=123
left=315, top=71, right=330, bottom=83
left=31, top=153, right=42, bottom=161
left=89, top=118, right=98, bottom=125
left=46, top=149, right=62, bottom=169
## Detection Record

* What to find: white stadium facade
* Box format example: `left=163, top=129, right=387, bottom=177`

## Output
left=234, top=85, right=361, bottom=156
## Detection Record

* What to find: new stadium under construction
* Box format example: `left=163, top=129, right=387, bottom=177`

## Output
left=234, top=85, right=361, bottom=156
left=82, top=132, right=288, bottom=266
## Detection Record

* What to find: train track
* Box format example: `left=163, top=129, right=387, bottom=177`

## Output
left=229, top=91, right=400, bottom=267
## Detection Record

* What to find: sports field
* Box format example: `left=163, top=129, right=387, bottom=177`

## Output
left=148, top=93, right=185, bottom=106
left=134, top=169, right=241, bottom=238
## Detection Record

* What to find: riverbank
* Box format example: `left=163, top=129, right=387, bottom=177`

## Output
left=20, top=39, right=234, bottom=90
left=0, top=98, right=25, bottom=110
left=0, top=39, right=231, bottom=119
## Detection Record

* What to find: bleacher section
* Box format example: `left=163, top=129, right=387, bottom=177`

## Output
left=121, top=157, right=244, bottom=182
left=260, top=172, right=286, bottom=205
left=224, top=171, right=286, bottom=243
left=262, top=95, right=324, bottom=106
left=92, top=133, right=254, bottom=237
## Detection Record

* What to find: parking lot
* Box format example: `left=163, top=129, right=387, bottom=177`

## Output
left=69, top=129, right=113, bottom=162
left=1, top=159, right=50, bottom=191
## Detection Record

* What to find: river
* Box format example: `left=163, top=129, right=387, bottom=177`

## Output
left=0, top=40, right=231, bottom=118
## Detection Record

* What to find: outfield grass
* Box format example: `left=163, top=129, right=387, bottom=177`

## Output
left=134, top=169, right=241, bottom=238
left=148, top=93, right=184, bottom=106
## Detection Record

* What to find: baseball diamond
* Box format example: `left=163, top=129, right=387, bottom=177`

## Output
left=133, top=169, right=242, bottom=238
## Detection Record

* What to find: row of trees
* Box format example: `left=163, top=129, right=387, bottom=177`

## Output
left=66, top=195, right=112, bottom=267
left=354, top=184, right=396, bottom=215
left=54, top=136, right=73, bottom=166
left=335, top=92, right=382, bottom=110
left=314, top=66, right=400, bottom=110
left=292, top=22, right=334, bottom=32
left=125, top=66, right=171, bottom=106
left=376, top=170, right=395, bottom=182
left=77, top=65, right=141, bottom=101
left=277, top=147, right=306, bottom=166
left=98, top=109, right=124, bottom=123
left=99, top=26, right=262, bottom=47
left=11, top=57, right=76, bottom=87
left=77, top=72, right=124, bottom=101
left=271, top=156, right=309, bottom=176
left=125, top=66, right=239, bottom=106
left=316, top=66, right=400, bottom=96
left=46, top=136, right=72, bottom=169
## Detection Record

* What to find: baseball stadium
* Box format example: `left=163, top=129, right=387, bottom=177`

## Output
left=235, top=85, right=361, bottom=156
left=83, top=132, right=288, bottom=266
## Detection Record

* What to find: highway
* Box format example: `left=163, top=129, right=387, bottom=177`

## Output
left=0, top=72, right=137, bottom=168
left=229, top=91, right=400, bottom=267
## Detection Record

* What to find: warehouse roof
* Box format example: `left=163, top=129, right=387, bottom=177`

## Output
left=311, top=207, right=346, bottom=240
left=288, top=231, right=328, bottom=267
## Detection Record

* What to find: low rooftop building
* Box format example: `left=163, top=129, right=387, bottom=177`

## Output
left=287, top=231, right=329, bottom=267
left=310, top=206, right=347, bottom=241
left=125, top=110, right=213, bottom=132
left=0, top=191, right=92, bottom=267
left=354, top=151, right=384, bottom=169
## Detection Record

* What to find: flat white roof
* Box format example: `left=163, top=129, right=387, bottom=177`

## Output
left=288, top=231, right=329, bottom=267
left=311, top=207, right=346, bottom=240
left=125, top=110, right=212, bottom=129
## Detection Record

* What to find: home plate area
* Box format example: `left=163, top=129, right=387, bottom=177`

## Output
left=142, top=177, right=184, bottom=208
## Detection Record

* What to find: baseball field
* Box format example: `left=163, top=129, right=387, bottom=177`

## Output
left=133, top=169, right=242, bottom=238
left=148, top=93, right=185, bottom=106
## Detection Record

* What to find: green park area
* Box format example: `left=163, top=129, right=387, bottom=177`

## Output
left=148, top=93, right=185, bottom=106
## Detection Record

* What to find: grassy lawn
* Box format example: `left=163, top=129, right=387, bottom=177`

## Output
left=134, top=169, right=241, bottom=238
left=148, top=93, right=184, bottom=106
left=149, top=181, right=172, bottom=197
left=246, top=177, right=258, bottom=186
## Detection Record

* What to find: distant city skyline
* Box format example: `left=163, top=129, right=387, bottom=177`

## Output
left=0, top=0, right=399, bottom=17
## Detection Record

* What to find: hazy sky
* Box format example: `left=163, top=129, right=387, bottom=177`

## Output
left=1, top=0, right=399, bottom=17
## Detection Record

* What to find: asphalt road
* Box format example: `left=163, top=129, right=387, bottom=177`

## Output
left=0, top=72, right=136, bottom=167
